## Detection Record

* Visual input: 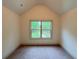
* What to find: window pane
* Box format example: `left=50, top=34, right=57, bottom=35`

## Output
left=42, top=21, right=51, bottom=29
left=32, top=30, right=40, bottom=38
left=31, top=21, right=41, bottom=29
left=42, top=30, right=51, bottom=38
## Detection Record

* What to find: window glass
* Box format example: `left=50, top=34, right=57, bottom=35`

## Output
left=31, top=21, right=52, bottom=39
left=42, top=30, right=51, bottom=38
left=31, top=21, right=41, bottom=29
left=42, top=21, right=51, bottom=29
left=32, top=30, right=40, bottom=38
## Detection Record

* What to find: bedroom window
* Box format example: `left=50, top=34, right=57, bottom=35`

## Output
left=31, top=20, right=52, bottom=39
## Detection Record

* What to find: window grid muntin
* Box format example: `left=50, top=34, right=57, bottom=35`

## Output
left=31, top=20, right=52, bottom=39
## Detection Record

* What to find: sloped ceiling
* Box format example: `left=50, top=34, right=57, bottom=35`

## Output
left=3, top=0, right=77, bottom=15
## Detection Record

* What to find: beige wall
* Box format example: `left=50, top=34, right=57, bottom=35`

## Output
left=2, top=6, right=20, bottom=59
left=20, top=5, right=61, bottom=45
left=61, top=8, right=77, bottom=58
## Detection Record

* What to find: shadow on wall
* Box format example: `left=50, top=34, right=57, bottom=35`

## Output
left=61, top=8, right=77, bottom=58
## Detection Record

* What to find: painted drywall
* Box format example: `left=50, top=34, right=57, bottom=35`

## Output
left=2, top=6, right=20, bottom=59
left=3, top=0, right=77, bottom=15
left=20, top=5, right=61, bottom=45
left=61, top=8, right=77, bottom=58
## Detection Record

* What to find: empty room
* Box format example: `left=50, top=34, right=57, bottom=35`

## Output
left=2, top=0, right=77, bottom=59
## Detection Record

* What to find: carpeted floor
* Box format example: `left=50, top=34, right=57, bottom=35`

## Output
left=7, top=46, right=73, bottom=59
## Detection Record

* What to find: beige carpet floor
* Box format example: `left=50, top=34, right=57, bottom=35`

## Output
left=7, top=46, right=73, bottom=59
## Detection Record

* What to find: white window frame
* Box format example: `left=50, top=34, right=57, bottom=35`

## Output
left=30, top=20, right=53, bottom=39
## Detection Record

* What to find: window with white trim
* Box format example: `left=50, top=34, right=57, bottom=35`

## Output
left=31, top=20, right=52, bottom=39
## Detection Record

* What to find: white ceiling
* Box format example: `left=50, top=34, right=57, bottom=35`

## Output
left=3, top=0, right=77, bottom=15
